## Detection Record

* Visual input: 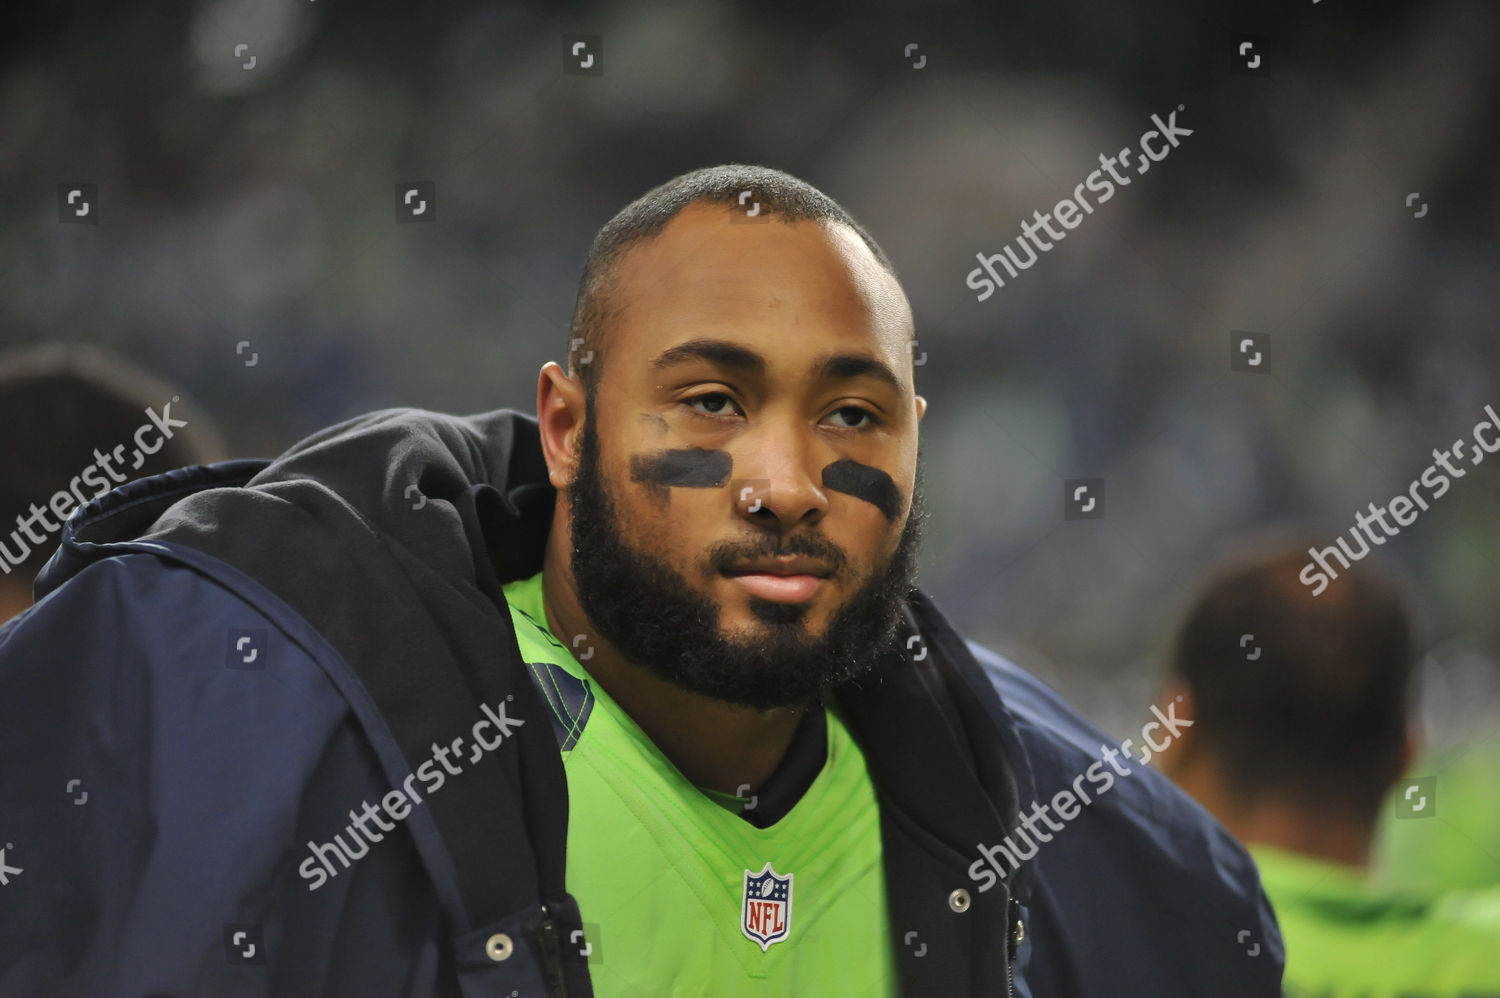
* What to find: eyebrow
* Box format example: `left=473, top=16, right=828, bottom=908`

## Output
left=650, top=338, right=903, bottom=392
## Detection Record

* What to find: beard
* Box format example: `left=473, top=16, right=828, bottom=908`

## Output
left=565, top=400, right=928, bottom=712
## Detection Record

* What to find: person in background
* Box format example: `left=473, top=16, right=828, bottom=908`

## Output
left=0, top=342, right=226, bottom=622
left=1158, top=538, right=1500, bottom=998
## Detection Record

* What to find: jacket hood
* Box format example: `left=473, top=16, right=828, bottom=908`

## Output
left=40, top=407, right=557, bottom=599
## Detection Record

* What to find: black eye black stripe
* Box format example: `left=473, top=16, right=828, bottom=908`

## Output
left=627, top=449, right=902, bottom=523
left=629, top=448, right=732, bottom=488
left=821, top=459, right=902, bottom=522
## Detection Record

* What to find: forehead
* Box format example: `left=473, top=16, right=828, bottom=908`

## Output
left=603, top=201, right=914, bottom=380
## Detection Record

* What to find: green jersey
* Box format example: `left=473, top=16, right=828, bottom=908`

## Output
left=1251, top=843, right=1500, bottom=998
left=500, top=570, right=900, bottom=998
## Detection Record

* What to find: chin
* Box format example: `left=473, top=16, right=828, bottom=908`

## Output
left=729, top=594, right=828, bottom=635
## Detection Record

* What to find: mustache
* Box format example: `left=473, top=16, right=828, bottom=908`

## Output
left=707, top=533, right=850, bottom=578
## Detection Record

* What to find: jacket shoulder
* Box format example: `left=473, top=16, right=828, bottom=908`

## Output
left=967, top=637, right=1227, bottom=846
left=962, top=639, right=1286, bottom=997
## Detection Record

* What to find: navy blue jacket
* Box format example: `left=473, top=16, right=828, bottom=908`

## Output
left=0, top=408, right=1283, bottom=997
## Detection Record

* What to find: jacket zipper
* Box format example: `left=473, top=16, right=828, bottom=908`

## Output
left=536, top=905, right=568, bottom=997
left=1005, top=896, right=1023, bottom=998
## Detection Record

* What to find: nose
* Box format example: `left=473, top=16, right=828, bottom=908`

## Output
left=732, top=430, right=829, bottom=533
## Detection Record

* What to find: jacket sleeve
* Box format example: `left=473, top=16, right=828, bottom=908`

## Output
left=0, top=553, right=446, bottom=997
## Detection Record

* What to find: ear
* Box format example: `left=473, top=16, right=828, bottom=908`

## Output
left=1154, top=682, right=1197, bottom=776
left=537, top=362, right=588, bottom=490
left=915, top=394, right=928, bottom=423
left=1398, top=722, right=1422, bottom=781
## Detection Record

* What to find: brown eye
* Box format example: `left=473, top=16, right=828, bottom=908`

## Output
left=826, top=406, right=880, bottom=430
left=683, top=392, right=742, bottom=418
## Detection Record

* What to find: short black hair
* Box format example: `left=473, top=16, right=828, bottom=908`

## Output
left=566, top=164, right=903, bottom=400
left=0, top=343, right=227, bottom=582
left=1168, top=539, right=1420, bottom=825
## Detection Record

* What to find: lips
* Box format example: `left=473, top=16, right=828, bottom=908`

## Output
left=724, top=571, right=826, bottom=603
left=722, top=557, right=832, bottom=604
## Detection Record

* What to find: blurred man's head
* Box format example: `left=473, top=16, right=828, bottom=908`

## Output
left=539, top=164, right=929, bottom=711
left=1159, top=538, right=1421, bottom=863
left=0, top=343, right=226, bottom=621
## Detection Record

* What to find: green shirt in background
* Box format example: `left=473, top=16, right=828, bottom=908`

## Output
left=1250, top=843, right=1500, bottom=998
left=1375, top=729, right=1500, bottom=895
left=500, top=570, right=900, bottom=998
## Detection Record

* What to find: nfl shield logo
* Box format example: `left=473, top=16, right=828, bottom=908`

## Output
left=741, top=861, right=794, bottom=951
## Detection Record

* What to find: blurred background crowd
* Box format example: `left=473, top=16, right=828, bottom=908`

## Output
left=3, top=0, right=1498, bottom=934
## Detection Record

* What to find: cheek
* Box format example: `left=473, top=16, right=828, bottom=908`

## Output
left=842, top=522, right=897, bottom=579
left=617, top=483, right=721, bottom=576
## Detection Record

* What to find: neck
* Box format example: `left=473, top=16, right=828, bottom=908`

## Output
left=0, top=580, right=31, bottom=626
left=539, top=527, right=803, bottom=797
left=1172, top=758, right=1375, bottom=868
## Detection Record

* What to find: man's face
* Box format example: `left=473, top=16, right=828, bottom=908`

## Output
left=564, top=201, right=928, bottom=712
